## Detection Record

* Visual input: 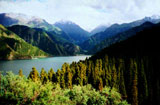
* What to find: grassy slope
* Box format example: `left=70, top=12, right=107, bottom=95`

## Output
left=0, top=24, right=49, bottom=60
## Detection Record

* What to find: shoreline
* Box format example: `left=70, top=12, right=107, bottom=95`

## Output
left=0, top=55, right=92, bottom=61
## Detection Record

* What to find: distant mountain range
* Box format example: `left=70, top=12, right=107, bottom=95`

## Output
left=1, top=12, right=160, bottom=58
left=54, top=21, right=90, bottom=44
left=89, top=22, right=155, bottom=54
left=90, top=25, right=109, bottom=36
left=80, top=15, right=160, bottom=51
left=0, top=13, right=89, bottom=44
left=0, top=24, right=49, bottom=60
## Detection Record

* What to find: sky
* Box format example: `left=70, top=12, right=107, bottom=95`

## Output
left=0, top=0, right=160, bottom=31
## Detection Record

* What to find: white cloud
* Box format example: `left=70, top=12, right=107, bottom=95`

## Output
left=0, top=0, right=160, bottom=31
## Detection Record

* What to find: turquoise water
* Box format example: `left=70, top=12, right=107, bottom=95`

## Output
left=0, top=55, right=91, bottom=76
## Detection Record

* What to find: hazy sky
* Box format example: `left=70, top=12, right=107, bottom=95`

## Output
left=0, top=0, right=160, bottom=31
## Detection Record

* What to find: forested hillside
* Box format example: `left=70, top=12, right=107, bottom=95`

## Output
left=89, top=22, right=155, bottom=54
left=7, top=25, right=81, bottom=56
left=89, top=22, right=160, bottom=105
left=0, top=24, right=49, bottom=60
left=81, top=16, right=160, bottom=51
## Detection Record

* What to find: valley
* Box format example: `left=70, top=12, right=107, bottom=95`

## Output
left=0, top=10, right=160, bottom=105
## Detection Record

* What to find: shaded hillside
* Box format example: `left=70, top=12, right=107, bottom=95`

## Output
left=91, top=22, right=160, bottom=58
left=54, top=21, right=90, bottom=44
left=81, top=16, right=160, bottom=50
left=0, top=24, right=49, bottom=60
left=90, top=22, right=155, bottom=54
left=89, top=22, right=160, bottom=105
left=8, top=25, right=81, bottom=56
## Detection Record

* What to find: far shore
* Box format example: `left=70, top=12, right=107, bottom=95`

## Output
left=0, top=55, right=91, bottom=61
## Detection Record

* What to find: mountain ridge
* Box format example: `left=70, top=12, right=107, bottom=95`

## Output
left=89, top=22, right=155, bottom=54
left=81, top=15, right=160, bottom=51
left=54, top=21, right=90, bottom=44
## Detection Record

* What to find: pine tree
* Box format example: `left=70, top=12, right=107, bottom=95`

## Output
left=28, top=67, right=40, bottom=82
left=19, top=69, right=23, bottom=77
left=56, top=69, right=61, bottom=85
left=70, top=62, right=76, bottom=76
left=98, top=77, right=103, bottom=91
left=87, top=60, right=93, bottom=84
left=93, top=60, right=99, bottom=87
left=79, top=62, right=87, bottom=86
left=48, top=68, right=55, bottom=82
left=129, top=59, right=138, bottom=105
left=104, top=55, right=111, bottom=87
left=99, top=59, right=103, bottom=77
left=40, top=68, right=48, bottom=84
left=65, top=64, right=72, bottom=89
left=111, top=60, right=117, bottom=88
left=118, top=58, right=127, bottom=99
left=74, top=64, right=80, bottom=85
left=138, top=59, right=148, bottom=105
left=61, top=63, right=67, bottom=88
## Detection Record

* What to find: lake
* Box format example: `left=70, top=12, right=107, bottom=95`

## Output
left=0, top=55, right=91, bottom=76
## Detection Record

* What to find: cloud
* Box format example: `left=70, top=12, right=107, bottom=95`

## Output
left=0, top=0, right=160, bottom=31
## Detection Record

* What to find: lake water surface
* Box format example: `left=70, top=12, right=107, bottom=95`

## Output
left=0, top=55, right=91, bottom=76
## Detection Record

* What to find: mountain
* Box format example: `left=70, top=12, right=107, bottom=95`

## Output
left=0, top=13, right=61, bottom=32
left=81, top=15, right=160, bottom=50
left=0, top=13, right=84, bottom=54
left=91, top=22, right=160, bottom=59
left=0, top=13, right=75, bottom=42
left=0, top=24, right=49, bottom=60
left=90, top=25, right=109, bottom=35
left=7, top=25, right=81, bottom=56
left=54, top=21, right=90, bottom=44
left=86, top=22, right=160, bottom=105
left=90, top=22, right=155, bottom=54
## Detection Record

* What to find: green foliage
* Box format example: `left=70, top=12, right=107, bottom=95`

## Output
left=0, top=72, right=129, bottom=105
